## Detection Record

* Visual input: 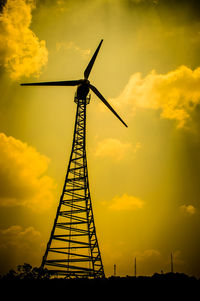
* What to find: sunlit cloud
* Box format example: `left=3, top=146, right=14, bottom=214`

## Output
left=108, top=193, right=145, bottom=211
left=56, top=0, right=68, bottom=13
left=0, top=0, right=48, bottom=79
left=129, top=0, right=159, bottom=3
left=112, top=66, right=200, bottom=128
left=56, top=41, right=91, bottom=58
left=94, top=138, right=141, bottom=161
left=134, top=249, right=161, bottom=262
left=164, top=250, right=185, bottom=267
left=180, top=204, right=196, bottom=215
left=0, top=133, right=56, bottom=212
left=0, top=225, right=42, bottom=273
left=0, top=225, right=41, bottom=248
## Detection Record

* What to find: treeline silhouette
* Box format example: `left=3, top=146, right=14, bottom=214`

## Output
left=0, top=263, right=50, bottom=280
left=0, top=263, right=199, bottom=284
left=0, top=263, right=199, bottom=298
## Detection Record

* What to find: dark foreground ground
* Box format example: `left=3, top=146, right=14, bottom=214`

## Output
left=0, top=272, right=199, bottom=298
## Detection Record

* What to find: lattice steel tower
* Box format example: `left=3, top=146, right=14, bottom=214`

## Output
left=21, top=39, right=127, bottom=278
left=41, top=95, right=105, bottom=277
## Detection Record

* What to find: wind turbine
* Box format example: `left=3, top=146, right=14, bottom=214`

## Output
left=21, top=40, right=127, bottom=278
left=21, top=39, right=127, bottom=128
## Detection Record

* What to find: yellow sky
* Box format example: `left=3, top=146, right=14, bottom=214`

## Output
left=0, top=0, right=200, bottom=277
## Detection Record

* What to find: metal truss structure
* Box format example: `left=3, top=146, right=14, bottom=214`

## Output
left=41, top=96, right=105, bottom=278
left=21, top=39, right=127, bottom=279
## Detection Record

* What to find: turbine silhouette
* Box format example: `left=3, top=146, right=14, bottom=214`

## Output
left=21, top=39, right=127, bottom=128
left=21, top=40, right=127, bottom=278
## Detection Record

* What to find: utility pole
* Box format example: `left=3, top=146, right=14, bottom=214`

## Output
left=134, top=257, right=137, bottom=277
left=114, top=264, right=116, bottom=276
left=171, top=253, right=174, bottom=273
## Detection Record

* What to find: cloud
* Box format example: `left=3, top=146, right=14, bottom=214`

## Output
left=112, top=66, right=200, bottom=128
left=0, top=225, right=41, bottom=248
left=56, top=41, right=91, bottom=58
left=0, top=133, right=56, bottom=212
left=108, top=193, right=145, bottom=211
left=94, top=138, right=141, bottom=161
left=135, top=249, right=161, bottom=262
left=167, top=250, right=185, bottom=267
left=0, top=225, right=42, bottom=273
left=180, top=204, right=196, bottom=215
left=128, top=0, right=158, bottom=3
left=0, top=0, right=48, bottom=79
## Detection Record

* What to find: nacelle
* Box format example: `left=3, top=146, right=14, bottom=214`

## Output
left=74, top=91, right=91, bottom=104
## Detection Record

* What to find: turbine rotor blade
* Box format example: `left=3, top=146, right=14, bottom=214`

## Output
left=89, top=84, right=128, bottom=128
left=21, top=80, right=83, bottom=86
left=84, top=39, right=103, bottom=80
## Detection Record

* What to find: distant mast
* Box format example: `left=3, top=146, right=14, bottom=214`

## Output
left=134, top=257, right=137, bottom=277
left=114, top=264, right=116, bottom=276
left=171, top=253, right=174, bottom=273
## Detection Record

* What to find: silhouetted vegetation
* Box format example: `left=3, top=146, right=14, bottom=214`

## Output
left=0, top=263, right=50, bottom=280
left=0, top=263, right=199, bottom=286
left=0, top=263, right=199, bottom=299
left=0, top=265, right=199, bottom=300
